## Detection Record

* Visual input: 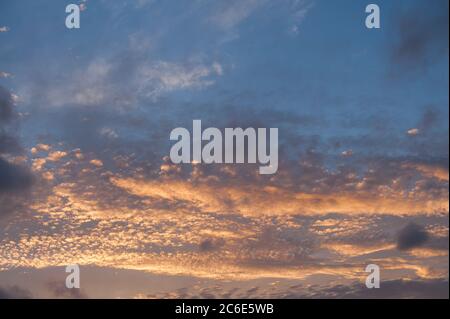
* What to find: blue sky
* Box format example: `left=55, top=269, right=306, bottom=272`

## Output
left=1, top=0, right=448, bottom=161
left=0, top=0, right=448, bottom=298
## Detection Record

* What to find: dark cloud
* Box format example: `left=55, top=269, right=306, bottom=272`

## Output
left=0, top=285, right=32, bottom=299
left=397, top=223, right=429, bottom=251
left=391, top=0, right=449, bottom=73
left=0, top=158, right=33, bottom=192
left=46, top=281, right=88, bottom=299
left=0, top=158, right=34, bottom=218
left=419, top=108, right=439, bottom=132
left=0, top=85, right=14, bottom=123
left=0, top=133, right=22, bottom=154
left=199, top=238, right=225, bottom=252
left=297, top=279, right=449, bottom=299
left=0, top=85, right=34, bottom=217
left=0, top=85, right=21, bottom=156
left=145, top=279, right=449, bottom=299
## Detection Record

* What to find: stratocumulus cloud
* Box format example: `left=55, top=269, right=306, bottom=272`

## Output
left=0, top=0, right=448, bottom=298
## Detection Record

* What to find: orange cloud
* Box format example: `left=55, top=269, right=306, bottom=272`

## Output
left=90, top=159, right=103, bottom=167
left=47, top=151, right=68, bottom=162
left=403, top=163, right=449, bottom=182
left=110, top=177, right=448, bottom=216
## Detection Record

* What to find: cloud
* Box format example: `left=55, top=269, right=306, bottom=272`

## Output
left=0, top=134, right=22, bottom=154
left=79, top=1, right=87, bottom=12
left=47, top=151, right=68, bottom=162
left=199, top=237, right=226, bottom=252
left=46, top=281, right=88, bottom=299
left=0, top=72, right=12, bottom=78
left=0, top=0, right=447, bottom=296
left=296, top=279, right=449, bottom=299
left=0, top=285, right=32, bottom=299
left=0, top=86, right=14, bottom=123
left=31, top=143, right=51, bottom=155
left=419, top=108, right=439, bottom=131
left=0, top=85, right=22, bottom=156
left=210, top=0, right=268, bottom=30
left=145, top=279, right=449, bottom=299
left=0, top=26, right=9, bottom=33
left=0, top=158, right=447, bottom=280
left=209, top=0, right=313, bottom=33
left=341, top=150, right=353, bottom=157
left=0, top=86, right=34, bottom=217
left=397, top=223, right=429, bottom=251
left=402, top=162, right=449, bottom=182
left=28, top=57, right=223, bottom=108
left=390, top=0, right=449, bottom=73
left=137, top=61, right=222, bottom=99
left=90, top=159, right=103, bottom=167
left=407, top=128, right=420, bottom=136
left=99, top=127, right=119, bottom=139
left=0, top=86, right=33, bottom=193
left=110, top=174, right=448, bottom=216
left=0, top=158, right=34, bottom=193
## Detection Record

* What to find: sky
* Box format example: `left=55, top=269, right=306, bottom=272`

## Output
left=0, top=0, right=448, bottom=298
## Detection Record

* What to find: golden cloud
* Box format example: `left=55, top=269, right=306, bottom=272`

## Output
left=110, top=177, right=448, bottom=216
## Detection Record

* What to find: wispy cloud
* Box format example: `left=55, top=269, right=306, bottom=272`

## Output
left=23, top=57, right=223, bottom=108
left=0, top=72, right=12, bottom=78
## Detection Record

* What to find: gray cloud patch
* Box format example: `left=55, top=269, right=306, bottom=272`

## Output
left=397, top=223, right=429, bottom=251
left=46, top=281, right=88, bottom=299
left=0, top=133, right=22, bottom=154
left=1, top=86, right=23, bottom=155
left=146, top=279, right=449, bottom=299
left=0, top=85, right=34, bottom=217
left=0, top=158, right=33, bottom=192
left=298, top=279, right=449, bottom=299
left=391, top=0, right=449, bottom=73
left=0, top=285, right=32, bottom=299
left=0, top=85, right=33, bottom=196
left=0, top=86, right=14, bottom=122
left=199, top=238, right=226, bottom=252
